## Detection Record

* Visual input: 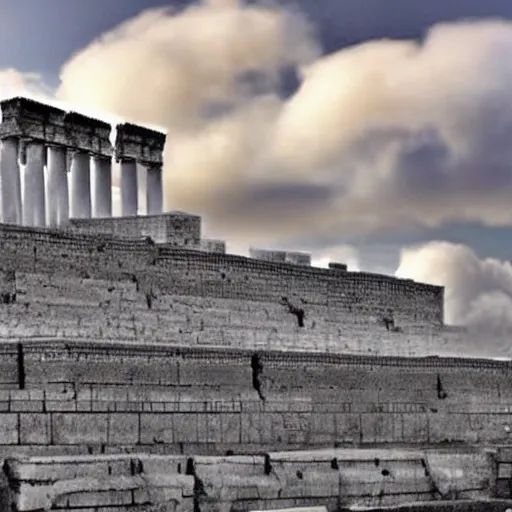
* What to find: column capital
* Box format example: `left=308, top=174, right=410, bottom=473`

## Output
left=64, top=111, right=113, bottom=158
left=0, top=97, right=113, bottom=157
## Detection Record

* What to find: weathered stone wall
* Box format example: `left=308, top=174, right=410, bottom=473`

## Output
left=0, top=224, right=444, bottom=334
left=250, top=248, right=312, bottom=266
left=0, top=341, right=512, bottom=457
left=69, top=213, right=201, bottom=246
left=2, top=448, right=497, bottom=512
left=0, top=270, right=455, bottom=355
left=3, top=454, right=193, bottom=512
left=495, top=446, right=512, bottom=498
left=199, top=238, right=226, bottom=254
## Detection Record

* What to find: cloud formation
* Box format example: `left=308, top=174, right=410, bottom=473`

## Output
left=54, top=4, right=512, bottom=251
left=312, top=244, right=361, bottom=271
left=0, top=68, right=52, bottom=103
left=396, top=241, right=512, bottom=334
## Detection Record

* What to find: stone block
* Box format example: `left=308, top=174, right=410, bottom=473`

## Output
left=108, top=413, right=139, bottom=444
left=401, top=413, right=429, bottom=443
left=20, top=414, right=51, bottom=445
left=498, top=463, right=512, bottom=479
left=173, top=414, right=198, bottom=443
left=221, top=413, right=241, bottom=444
left=46, top=401, right=76, bottom=412
left=425, top=450, right=494, bottom=496
left=309, top=414, right=336, bottom=445
left=92, top=388, right=129, bottom=402
left=66, top=489, right=133, bottom=508
left=241, top=414, right=261, bottom=444
left=140, top=414, right=174, bottom=444
left=91, top=401, right=109, bottom=412
left=151, top=402, right=165, bottom=412
left=360, top=413, right=395, bottom=444
left=258, top=414, right=275, bottom=444
left=138, top=455, right=189, bottom=476
left=52, top=413, right=108, bottom=445
left=0, top=414, right=19, bottom=444
left=8, top=460, right=110, bottom=482
left=9, top=390, right=31, bottom=401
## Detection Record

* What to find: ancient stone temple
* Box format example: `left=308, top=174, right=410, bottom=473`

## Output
left=0, top=97, right=165, bottom=226
left=0, top=97, right=512, bottom=512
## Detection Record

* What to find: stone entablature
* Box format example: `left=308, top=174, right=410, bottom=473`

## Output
left=0, top=97, right=113, bottom=157
left=0, top=97, right=66, bottom=145
left=114, top=122, right=166, bottom=166
left=64, top=111, right=112, bottom=157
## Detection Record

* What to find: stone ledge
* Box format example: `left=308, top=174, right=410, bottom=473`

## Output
left=2, top=339, right=510, bottom=370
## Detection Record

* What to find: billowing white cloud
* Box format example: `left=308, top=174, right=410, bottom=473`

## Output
left=57, top=0, right=318, bottom=129
left=0, top=68, right=52, bottom=103
left=54, top=6, right=512, bottom=252
left=312, top=244, right=360, bottom=271
left=396, top=241, right=512, bottom=333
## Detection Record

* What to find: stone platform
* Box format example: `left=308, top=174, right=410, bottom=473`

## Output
left=2, top=445, right=507, bottom=512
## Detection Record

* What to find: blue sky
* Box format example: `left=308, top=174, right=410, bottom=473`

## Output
left=0, top=0, right=512, bottom=308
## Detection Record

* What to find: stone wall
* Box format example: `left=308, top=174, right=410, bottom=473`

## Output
left=0, top=223, right=444, bottom=333
left=0, top=341, right=512, bottom=457
left=69, top=212, right=201, bottom=246
left=0, top=270, right=455, bottom=355
left=2, top=448, right=497, bottom=512
left=250, top=248, right=312, bottom=266
left=199, top=238, right=226, bottom=254
left=495, top=446, right=512, bottom=498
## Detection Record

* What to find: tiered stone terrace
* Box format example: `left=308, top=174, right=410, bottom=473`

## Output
left=0, top=340, right=511, bottom=452
left=2, top=96, right=511, bottom=511
left=0, top=223, right=452, bottom=356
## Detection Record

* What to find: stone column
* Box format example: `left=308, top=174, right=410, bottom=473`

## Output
left=115, top=123, right=165, bottom=217
left=23, top=142, right=46, bottom=227
left=146, top=164, right=163, bottom=215
left=0, top=137, right=22, bottom=224
left=70, top=151, right=91, bottom=219
left=93, top=156, right=112, bottom=217
left=47, top=146, right=69, bottom=227
left=120, top=159, right=138, bottom=216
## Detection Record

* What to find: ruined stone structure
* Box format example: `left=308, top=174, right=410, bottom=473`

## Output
left=1, top=98, right=512, bottom=511
left=0, top=97, right=164, bottom=228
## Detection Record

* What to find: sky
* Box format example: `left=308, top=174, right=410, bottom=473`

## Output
left=4, top=0, right=512, bottom=335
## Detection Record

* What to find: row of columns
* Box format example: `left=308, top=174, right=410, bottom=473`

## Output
left=0, top=137, right=163, bottom=227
